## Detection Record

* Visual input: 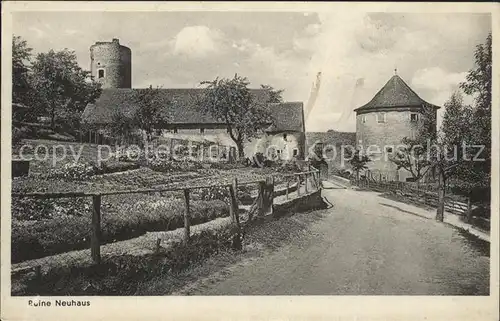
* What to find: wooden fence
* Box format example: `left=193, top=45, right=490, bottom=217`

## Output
left=352, top=178, right=470, bottom=216
left=12, top=169, right=321, bottom=269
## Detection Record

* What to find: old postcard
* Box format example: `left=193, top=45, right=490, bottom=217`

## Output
left=1, top=1, right=499, bottom=320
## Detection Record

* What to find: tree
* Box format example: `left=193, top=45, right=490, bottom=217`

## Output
left=12, top=35, right=33, bottom=105
left=459, top=32, right=492, bottom=190
left=390, top=102, right=437, bottom=181
left=199, top=74, right=274, bottom=158
left=132, top=85, right=169, bottom=142
left=260, top=84, right=284, bottom=103
left=108, top=110, right=137, bottom=145
left=30, top=49, right=102, bottom=130
left=348, top=149, right=371, bottom=180
left=391, top=137, right=431, bottom=181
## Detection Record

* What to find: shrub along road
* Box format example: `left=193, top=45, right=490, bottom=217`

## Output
left=172, top=185, right=490, bottom=295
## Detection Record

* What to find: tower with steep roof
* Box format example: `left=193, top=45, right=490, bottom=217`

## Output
left=354, top=74, right=440, bottom=181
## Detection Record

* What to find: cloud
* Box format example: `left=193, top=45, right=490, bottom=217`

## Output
left=28, top=26, right=46, bottom=38
left=411, top=67, right=467, bottom=93
left=172, top=25, right=224, bottom=58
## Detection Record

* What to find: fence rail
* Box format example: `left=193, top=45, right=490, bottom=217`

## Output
left=351, top=178, right=470, bottom=216
left=12, top=168, right=321, bottom=273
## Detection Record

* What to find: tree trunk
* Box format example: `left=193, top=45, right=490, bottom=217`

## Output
left=435, top=167, right=445, bottom=222
left=50, top=103, right=56, bottom=130
left=236, top=143, right=244, bottom=160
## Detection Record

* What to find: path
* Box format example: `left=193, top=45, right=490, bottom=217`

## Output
left=179, top=184, right=490, bottom=295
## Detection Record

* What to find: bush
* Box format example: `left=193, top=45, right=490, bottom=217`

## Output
left=148, top=158, right=203, bottom=173
left=11, top=198, right=230, bottom=263
left=100, top=162, right=140, bottom=174
left=47, top=162, right=100, bottom=180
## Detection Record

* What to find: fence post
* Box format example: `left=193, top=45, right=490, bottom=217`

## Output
left=286, top=179, right=289, bottom=200
left=270, top=176, right=275, bottom=214
left=257, top=180, right=265, bottom=217
left=228, top=178, right=242, bottom=249
left=229, top=178, right=240, bottom=228
left=183, top=189, right=191, bottom=244
left=296, top=174, right=301, bottom=196
left=91, top=194, right=101, bottom=264
left=304, top=173, right=309, bottom=194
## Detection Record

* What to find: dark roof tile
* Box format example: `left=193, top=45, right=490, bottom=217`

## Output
left=82, top=88, right=304, bottom=132
left=354, top=75, right=440, bottom=112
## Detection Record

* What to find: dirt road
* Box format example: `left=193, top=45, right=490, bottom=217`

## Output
left=180, top=185, right=490, bottom=295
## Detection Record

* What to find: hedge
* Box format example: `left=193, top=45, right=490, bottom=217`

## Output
left=11, top=199, right=230, bottom=263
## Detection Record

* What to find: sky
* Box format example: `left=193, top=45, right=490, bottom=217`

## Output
left=13, top=10, right=491, bottom=132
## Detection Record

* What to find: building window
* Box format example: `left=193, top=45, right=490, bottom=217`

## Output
left=97, top=68, right=105, bottom=79
left=377, top=112, right=386, bottom=123
left=362, top=115, right=367, bottom=124
left=410, top=113, right=419, bottom=122
left=293, top=148, right=298, bottom=157
left=283, top=133, right=287, bottom=141
left=200, top=128, right=205, bottom=134
left=173, top=128, right=178, bottom=134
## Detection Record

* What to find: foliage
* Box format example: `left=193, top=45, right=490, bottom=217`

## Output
left=261, top=84, right=284, bottom=103
left=12, top=35, right=33, bottom=106
left=347, top=149, right=371, bottom=179
left=198, top=74, right=274, bottom=158
left=132, top=85, right=170, bottom=142
left=148, top=158, right=203, bottom=173
left=108, top=111, right=138, bottom=145
left=47, top=162, right=101, bottom=180
left=198, top=186, right=230, bottom=203
left=458, top=32, right=492, bottom=190
left=29, top=48, right=102, bottom=129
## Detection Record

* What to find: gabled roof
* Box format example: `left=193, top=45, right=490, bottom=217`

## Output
left=354, top=75, right=440, bottom=112
left=81, top=88, right=304, bottom=132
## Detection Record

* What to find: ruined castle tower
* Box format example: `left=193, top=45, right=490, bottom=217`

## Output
left=90, top=38, right=131, bottom=88
left=354, top=72, right=440, bottom=181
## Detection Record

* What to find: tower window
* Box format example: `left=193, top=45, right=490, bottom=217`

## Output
left=293, top=148, right=298, bottom=157
left=377, top=112, right=386, bottom=123
left=283, top=133, right=287, bottom=141
left=361, top=115, right=367, bottom=123
left=410, top=113, right=419, bottom=122
left=97, top=68, right=105, bottom=79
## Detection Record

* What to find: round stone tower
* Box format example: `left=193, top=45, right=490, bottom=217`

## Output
left=90, top=38, right=131, bottom=88
left=354, top=73, right=440, bottom=181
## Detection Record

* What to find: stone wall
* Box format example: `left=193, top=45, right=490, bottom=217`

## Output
left=356, top=107, right=434, bottom=181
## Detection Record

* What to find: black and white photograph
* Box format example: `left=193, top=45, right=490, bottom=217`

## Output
left=1, top=2, right=498, bottom=320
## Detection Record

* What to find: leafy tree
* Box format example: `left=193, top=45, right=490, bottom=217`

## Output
left=12, top=35, right=33, bottom=105
left=459, top=32, right=492, bottom=190
left=260, top=84, right=284, bottom=103
left=391, top=136, right=431, bottom=181
left=30, top=49, right=102, bottom=130
left=199, top=74, right=274, bottom=158
left=132, top=85, right=169, bottom=142
left=455, top=33, right=492, bottom=222
left=347, top=149, right=371, bottom=180
left=390, top=102, right=437, bottom=181
left=108, top=110, right=138, bottom=145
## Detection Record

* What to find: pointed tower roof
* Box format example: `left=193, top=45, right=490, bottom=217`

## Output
left=354, top=74, right=440, bottom=112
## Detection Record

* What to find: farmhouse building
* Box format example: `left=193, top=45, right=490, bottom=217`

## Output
left=81, top=39, right=305, bottom=161
left=354, top=72, right=440, bottom=182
